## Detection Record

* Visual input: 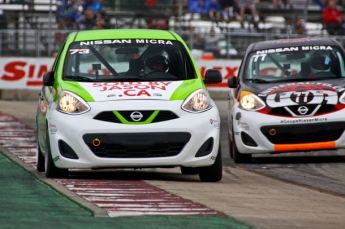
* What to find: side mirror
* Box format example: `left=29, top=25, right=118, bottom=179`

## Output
left=43, top=71, right=55, bottom=86
left=203, top=69, right=222, bottom=84
left=227, top=76, right=237, bottom=88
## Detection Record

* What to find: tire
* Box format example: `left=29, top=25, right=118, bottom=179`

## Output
left=198, top=143, right=223, bottom=182
left=45, top=124, right=68, bottom=178
left=228, top=131, right=233, bottom=159
left=231, top=128, right=252, bottom=164
left=180, top=166, right=199, bottom=175
left=36, top=120, right=45, bottom=172
left=36, top=142, right=45, bottom=172
left=36, top=140, right=45, bottom=172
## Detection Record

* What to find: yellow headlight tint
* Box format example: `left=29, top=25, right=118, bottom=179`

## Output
left=59, top=94, right=78, bottom=112
left=240, top=94, right=256, bottom=109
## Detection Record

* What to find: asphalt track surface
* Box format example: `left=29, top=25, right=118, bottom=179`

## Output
left=1, top=99, right=345, bottom=229
left=0, top=152, right=255, bottom=229
left=0, top=103, right=255, bottom=229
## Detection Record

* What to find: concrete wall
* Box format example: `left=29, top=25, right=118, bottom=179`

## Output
left=0, top=89, right=40, bottom=101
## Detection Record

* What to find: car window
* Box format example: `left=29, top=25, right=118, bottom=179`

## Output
left=62, top=39, right=196, bottom=82
left=244, top=46, right=345, bottom=82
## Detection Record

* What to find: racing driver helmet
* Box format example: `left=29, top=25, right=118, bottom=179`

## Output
left=310, top=54, right=331, bottom=73
left=142, top=47, right=170, bottom=74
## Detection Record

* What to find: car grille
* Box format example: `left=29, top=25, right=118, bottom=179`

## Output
left=94, top=110, right=179, bottom=123
left=261, top=122, right=345, bottom=144
left=268, top=104, right=337, bottom=117
left=83, top=132, right=191, bottom=158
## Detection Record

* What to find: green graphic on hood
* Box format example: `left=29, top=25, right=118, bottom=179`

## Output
left=170, top=79, right=206, bottom=100
left=58, top=81, right=95, bottom=102
left=114, top=110, right=159, bottom=124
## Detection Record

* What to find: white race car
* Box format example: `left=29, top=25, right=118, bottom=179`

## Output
left=36, top=29, right=223, bottom=182
left=228, top=37, right=345, bottom=163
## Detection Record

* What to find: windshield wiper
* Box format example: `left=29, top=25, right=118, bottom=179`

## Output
left=143, top=78, right=179, bottom=81
left=245, top=78, right=270, bottom=83
left=102, top=77, right=146, bottom=82
left=269, top=77, right=309, bottom=83
left=64, top=75, right=95, bottom=82
left=273, top=76, right=341, bottom=83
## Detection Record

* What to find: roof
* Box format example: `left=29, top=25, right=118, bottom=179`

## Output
left=69, top=29, right=181, bottom=42
left=248, top=37, right=341, bottom=52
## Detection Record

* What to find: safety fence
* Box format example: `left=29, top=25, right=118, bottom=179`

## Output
left=1, top=29, right=343, bottom=59
left=1, top=0, right=345, bottom=58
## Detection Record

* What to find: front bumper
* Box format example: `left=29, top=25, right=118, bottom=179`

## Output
left=231, top=105, right=345, bottom=154
left=47, top=100, right=220, bottom=169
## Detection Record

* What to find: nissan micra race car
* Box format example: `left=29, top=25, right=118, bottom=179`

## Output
left=36, top=29, right=223, bottom=182
left=228, top=37, right=345, bottom=163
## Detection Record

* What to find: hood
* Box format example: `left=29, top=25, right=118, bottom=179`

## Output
left=58, top=80, right=207, bottom=102
left=243, top=80, right=345, bottom=108
left=77, top=81, right=184, bottom=101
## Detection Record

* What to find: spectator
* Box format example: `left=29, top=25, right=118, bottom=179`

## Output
left=83, top=0, right=101, bottom=14
left=238, top=0, right=260, bottom=30
left=82, top=6, right=96, bottom=29
left=65, top=0, right=84, bottom=30
left=95, top=12, right=105, bottom=29
left=204, top=27, right=221, bottom=58
left=272, top=0, right=292, bottom=9
left=293, top=17, right=306, bottom=35
left=183, top=26, right=205, bottom=50
left=322, top=0, right=345, bottom=35
left=89, top=0, right=102, bottom=14
left=314, top=0, right=345, bottom=10
left=82, top=0, right=92, bottom=11
left=187, top=0, right=208, bottom=19
left=207, top=0, right=222, bottom=22
left=146, top=0, right=156, bottom=6
left=221, top=2, right=242, bottom=23
left=56, top=0, right=68, bottom=29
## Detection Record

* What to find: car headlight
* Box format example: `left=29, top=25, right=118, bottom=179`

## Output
left=57, top=91, right=90, bottom=114
left=339, top=91, right=345, bottom=104
left=182, top=89, right=212, bottom=113
left=238, top=91, right=265, bottom=111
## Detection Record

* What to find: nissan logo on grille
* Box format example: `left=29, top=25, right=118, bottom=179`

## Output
left=130, top=111, right=143, bottom=121
left=297, top=106, right=308, bottom=115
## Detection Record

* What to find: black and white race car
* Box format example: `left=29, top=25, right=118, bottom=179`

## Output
left=227, top=37, right=345, bottom=163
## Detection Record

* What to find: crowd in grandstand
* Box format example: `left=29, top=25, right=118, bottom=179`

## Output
left=3, top=0, right=345, bottom=42
left=185, top=0, right=345, bottom=34
left=56, top=0, right=105, bottom=30
left=185, top=1, right=293, bottom=31
left=321, top=0, right=345, bottom=35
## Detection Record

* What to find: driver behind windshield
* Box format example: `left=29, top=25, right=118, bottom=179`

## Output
left=142, top=47, right=170, bottom=74
left=310, top=55, right=331, bottom=73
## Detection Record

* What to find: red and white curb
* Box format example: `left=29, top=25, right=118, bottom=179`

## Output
left=57, top=179, right=224, bottom=217
left=0, top=113, right=225, bottom=217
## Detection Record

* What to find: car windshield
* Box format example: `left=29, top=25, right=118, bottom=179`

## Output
left=63, top=39, right=196, bottom=82
left=244, top=46, right=345, bottom=82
